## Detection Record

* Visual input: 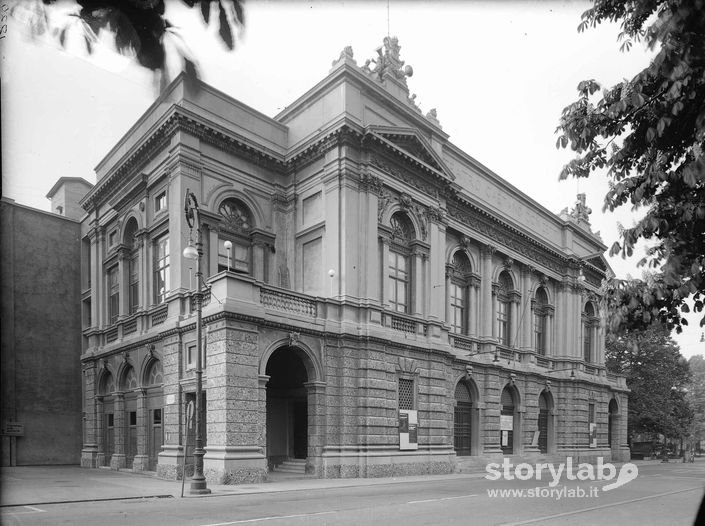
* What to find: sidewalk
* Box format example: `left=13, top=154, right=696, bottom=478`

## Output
left=0, top=465, right=487, bottom=507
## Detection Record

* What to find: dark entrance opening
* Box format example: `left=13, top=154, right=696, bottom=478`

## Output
left=266, top=347, right=309, bottom=466
left=501, top=386, right=516, bottom=455
left=454, top=383, right=473, bottom=456
left=608, top=399, right=618, bottom=449
left=538, top=392, right=549, bottom=454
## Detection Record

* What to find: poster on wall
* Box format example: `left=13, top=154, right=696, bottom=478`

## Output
left=589, top=423, right=597, bottom=448
left=399, top=410, right=418, bottom=450
left=500, top=414, right=513, bottom=431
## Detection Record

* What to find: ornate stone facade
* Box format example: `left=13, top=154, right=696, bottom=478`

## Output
left=79, top=38, right=629, bottom=484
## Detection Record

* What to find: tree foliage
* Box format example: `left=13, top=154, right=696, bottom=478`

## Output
left=557, top=1, right=705, bottom=332
left=687, top=354, right=705, bottom=445
left=606, top=321, right=693, bottom=439
left=12, top=0, right=244, bottom=87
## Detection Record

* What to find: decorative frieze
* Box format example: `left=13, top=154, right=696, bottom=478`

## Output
left=448, top=202, right=565, bottom=274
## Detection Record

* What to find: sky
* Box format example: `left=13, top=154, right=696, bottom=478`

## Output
left=1, top=0, right=703, bottom=359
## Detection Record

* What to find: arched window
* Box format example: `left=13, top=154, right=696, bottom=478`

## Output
left=218, top=198, right=254, bottom=274
left=147, top=361, right=163, bottom=386
left=583, top=302, right=597, bottom=363
left=99, top=372, right=115, bottom=396
left=124, top=219, right=140, bottom=314
left=497, top=271, right=514, bottom=346
left=534, top=287, right=549, bottom=355
left=123, top=367, right=138, bottom=391
left=448, top=251, right=472, bottom=334
left=387, top=212, right=415, bottom=313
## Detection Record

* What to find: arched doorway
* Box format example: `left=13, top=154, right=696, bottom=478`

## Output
left=538, top=391, right=553, bottom=454
left=454, top=382, right=473, bottom=456
left=265, top=347, right=310, bottom=467
left=98, top=372, right=115, bottom=467
left=608, top=398, right=618, bottom=450
left=145, top=360, right=164, bottom=471
left=500, top=386, right=519, bottom=455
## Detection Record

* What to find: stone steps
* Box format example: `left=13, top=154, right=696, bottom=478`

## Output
left=273, top=458, right=307, bottom=474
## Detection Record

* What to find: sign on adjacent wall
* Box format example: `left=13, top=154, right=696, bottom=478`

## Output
left=399, top=410, right=418, bottom=450
left=2, top=422, right=24, bottom=436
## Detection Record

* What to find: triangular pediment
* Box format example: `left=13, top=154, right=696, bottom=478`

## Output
left=365, top=126, right=455, bottom=182
left=586, top=255, right=608, bottom=272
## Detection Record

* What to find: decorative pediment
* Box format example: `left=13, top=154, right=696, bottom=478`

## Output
left=364, top=126, right=455, bottom=183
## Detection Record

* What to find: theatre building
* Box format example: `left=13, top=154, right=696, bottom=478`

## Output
left=79, top=38, right=629, bottom=483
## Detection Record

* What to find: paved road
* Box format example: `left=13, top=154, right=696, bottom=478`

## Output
left=2, top=462, right=703, bottom=525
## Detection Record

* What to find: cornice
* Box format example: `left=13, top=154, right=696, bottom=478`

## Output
left=447, top=198, right=568, bottom=275
left=82, top=108, right=287, bottom=212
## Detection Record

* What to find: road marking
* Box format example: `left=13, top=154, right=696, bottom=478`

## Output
left=499, top=485, right=704, bottom=526
left=200, top=511, right=336, bottom=525
left=1, top=506, right=46, bottom=515
left=407, top=494, right=478, bottom=504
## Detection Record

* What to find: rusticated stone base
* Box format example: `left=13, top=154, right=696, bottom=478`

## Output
left=157, top=463, right=183, bottom=480
left=205, top=467, right=267, bottom=485
left=109, top=454, right=126, bottom=470
left=131, top=455, right=150, bottom=472
left=80, top=448, right=99, bottom=468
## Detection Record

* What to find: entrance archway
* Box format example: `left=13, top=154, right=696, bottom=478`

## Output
left=454, top=380, right=479, bottom=456
left=500, top=385, right=520, bottom=455
left=608, top=398, right=618, bottom=450
left=265, top=347, right=310, bottom=467
left=538, top=390, right=554, bottom=454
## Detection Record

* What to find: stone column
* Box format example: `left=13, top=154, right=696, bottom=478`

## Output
left=545, top=306, right=554, bottom=356
left=158, top=334, right=184, bottom=480
left=95, top=396, right=105, bottom=467
left=360, top=174, right=381, bottom=303
left=480, top=245, right=494, bottom=341
left=412, top=248, right=424, bottom=317
left=132, top=389, right=149, bottom=471
left=110, top=393, right=127, bottom=469
left=81, top=363, right=99, bottom=468
left=258, top=375, right=270, bottom=463
left=305, top=381, right=327, bottom=477
left=521, top=267, right=533, bottom=352
left=470, top=277, right=480, bottom=337
left=380, top=238, right=390, bottom=307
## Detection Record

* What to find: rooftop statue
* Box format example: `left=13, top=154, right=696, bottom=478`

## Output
left=362, top=36, right=414, bottom=85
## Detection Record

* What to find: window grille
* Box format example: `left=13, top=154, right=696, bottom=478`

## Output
left=455, top=382, right=472, bottom=403
left=399, top=378, right=414, bottom=410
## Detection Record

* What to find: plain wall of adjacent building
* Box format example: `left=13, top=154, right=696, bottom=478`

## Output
left=1, top=199, right=83, bottom=465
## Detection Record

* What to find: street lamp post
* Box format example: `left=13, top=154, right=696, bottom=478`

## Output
left=183, top=189, right=211, bottom=495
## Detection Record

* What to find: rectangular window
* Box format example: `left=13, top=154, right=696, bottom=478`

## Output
left=128, top=254, right=139, bottom=314
left=218, top=238, right=250, bottom=273
left=154, top=236, right=170, bottom=304
left=107, top=413, right=114, bottom=427
left=399, top=378, right=414, bottom=411
left=108, top=266, right=119, bottom=324
left=449, top=282, right=466, bottom=334
left=388, top=251, right=409, bottom=313
left=583, top=324, right=592, bottom=363
left=497, top=300, right=509, bottom=346
left=155, top=191, right=167, bottom=213
left=534, top=313, right=546, bottom=355
left=153, top=409, right=162, bottom=425
left=187, top=345, right=196, bottom=368
left=129, top=411, right=137, bottom=426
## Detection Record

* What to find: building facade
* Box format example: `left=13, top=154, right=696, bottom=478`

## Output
left=79, top=38, right=629, bottom=484
left=1, top=182, right=89, bottom=465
